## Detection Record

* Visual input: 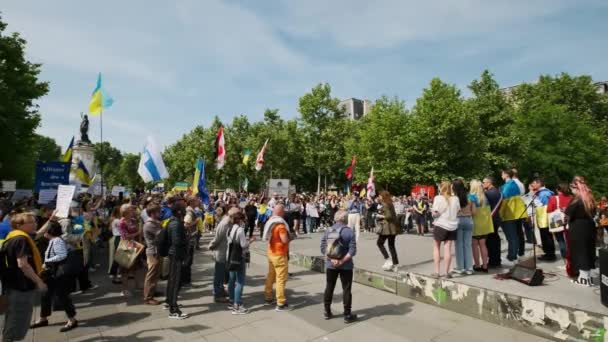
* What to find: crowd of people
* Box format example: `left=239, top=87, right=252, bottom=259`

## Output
left=0, top=170, right=603, bottom=340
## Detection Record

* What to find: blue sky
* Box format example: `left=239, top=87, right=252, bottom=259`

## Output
left=3, top=1, right=607, bottom=153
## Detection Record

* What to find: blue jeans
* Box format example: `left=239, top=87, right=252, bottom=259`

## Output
left=213, top=262, right=226, bottom=298
left=306, top=217, right=317, bottom=233
left=228, top=263, right=246, bottom=305
left=555, top=231, right=567, bottom=258
left=502, top=220, right=520, bottom=261
left=455, top=217, right=474, bottom=271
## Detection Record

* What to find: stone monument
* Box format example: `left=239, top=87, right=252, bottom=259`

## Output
left=70, top=114, right=97, bottom=187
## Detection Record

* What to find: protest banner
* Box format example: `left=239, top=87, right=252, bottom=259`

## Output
left=1, top=181, right=16, bottom=192
left=34, top=161, right=71, bottom=193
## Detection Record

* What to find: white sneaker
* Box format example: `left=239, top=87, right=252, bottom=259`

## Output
left=382, top=260, right=393, bottom=271
left=232, top=305, right=249, bottom=315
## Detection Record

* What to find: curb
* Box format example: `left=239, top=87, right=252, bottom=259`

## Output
left=252, top=245, right=606, bottom=342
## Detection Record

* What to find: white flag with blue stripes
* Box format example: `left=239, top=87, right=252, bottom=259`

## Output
left=138, top=137, right=169, bottom=183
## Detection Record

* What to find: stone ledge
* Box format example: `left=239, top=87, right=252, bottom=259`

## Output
left=251, top=245, right=607, bottom=342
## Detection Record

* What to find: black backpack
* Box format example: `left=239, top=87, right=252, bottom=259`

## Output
left=227, top=227, right=243, bottom=271
left=156, top=226, right=170, bottom=257
left=326, top=226, right=347, bottom=260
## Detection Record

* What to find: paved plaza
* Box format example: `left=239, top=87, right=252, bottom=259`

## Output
left=9, top=237, right=549, bottom=342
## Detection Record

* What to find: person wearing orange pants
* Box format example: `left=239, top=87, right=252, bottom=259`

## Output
left=263, top=205, right=291, bottom=311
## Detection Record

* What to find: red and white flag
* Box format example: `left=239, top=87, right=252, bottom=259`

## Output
left=255, top=139, right=269, bottom=171
left=367, top=167, right=376, bottom=199
left=345, top=156, right=356, bottom=180
left=215, top=126, right=225, bottom=169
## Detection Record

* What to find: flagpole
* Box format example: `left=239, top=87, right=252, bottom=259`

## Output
left=100, top=107, right=104, bottom=197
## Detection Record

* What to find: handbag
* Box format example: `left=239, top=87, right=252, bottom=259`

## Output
left=549, top=196, right=566, bottom=233
left=114, top=239, right=144, bottom=269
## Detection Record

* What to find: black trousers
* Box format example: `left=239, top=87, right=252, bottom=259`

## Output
left=324, top=268, right=353, bottom=314
left=42, top=276, right=76, bottom=318
left=516, top=219, right=525, bottom=256
left=486, top=224, right=502, bottom=266
left=181, top=245, right=195, bottom=285
left=540, top=228, right=556, bottom=257
left=247, top=217, right=256, bottom=238
left=377, top=235, right=398, bottom=264
left=165, top=256, right=183, bottom=313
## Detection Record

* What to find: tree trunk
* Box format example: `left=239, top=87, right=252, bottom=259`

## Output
left=317, top=165, right=321, bottom=196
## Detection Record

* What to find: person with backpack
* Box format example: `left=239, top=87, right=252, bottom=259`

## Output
left=143, top=204, right=162, bottom=305
left=209, top=208, right=233, bottom=303
left=320, top=209, right=357, bottom=323
left=226, top=210, right=253, bottom=314
left=1, top=213, right=47, bottom=341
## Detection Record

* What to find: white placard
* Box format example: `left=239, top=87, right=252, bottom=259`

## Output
left=1, top=181, right=16, bottom=192
left=111, top=186, right=126, bottom=197
left=11, top=189, right=33, bottom=202
left=38, top=189, right=57, bottom=204
left=268, top=179, right=290, bottom=198
left=56, top=185, right=76, bottom=218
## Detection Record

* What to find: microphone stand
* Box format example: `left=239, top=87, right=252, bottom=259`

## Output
left=519, top=193, right=539, bottom=270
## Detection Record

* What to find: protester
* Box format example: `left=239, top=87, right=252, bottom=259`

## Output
left=226, top=210, right=252, bottom=314
left=511, top=169, right=526, bottom=256
left=431, top=181, right=460, bottom=277
left=165, top=197, right=189, bottom=318
left=181, top=196, right=200, bottom=287
left=567, top=176, right=597, bottom=287
left=413, top=193, right=427, bottom=236
left=453, top=179, right=475, bottom=275
left=1, top=213, right=47, bottom=341
left=209, top=208, right=232, bottom=303
left=108, top=206, right=122, bottom=284
left=376, top=191, right=399, bottom=272
left=483, top=177, right=502, bottom=268
left=470, top=180, right=492, bottom=273
left=499, top=169, right=524, bottom=265
left=544, top=183, right=573, bottom=261
left=320, top=209, right=357, bottom=323
left=118, top=204, right=142, bottom=297
left=263, top=204, right=291, bottom=311
left=245, top=198, right=258, bottom=238
left=31, top=220, right=78, bottom=332
left=347, top=194, right=362, bottom=241
left=142, top=204, right=162, bottom=305
left=306, top=198, right=319, bottom=234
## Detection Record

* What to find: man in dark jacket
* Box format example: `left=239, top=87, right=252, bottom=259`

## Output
left=320, top=209, right=357, bottom=324
left=165, top=197, right=188, bottom=319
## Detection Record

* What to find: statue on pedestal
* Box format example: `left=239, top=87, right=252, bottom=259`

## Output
left=80, top=113, right=91, bottom=144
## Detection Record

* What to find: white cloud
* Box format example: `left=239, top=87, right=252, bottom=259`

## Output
left=275, top=0, right=579, bottom=48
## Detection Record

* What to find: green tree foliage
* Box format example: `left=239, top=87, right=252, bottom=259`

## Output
left=409, top=78, right=484, bottom=183
left=347, top=96, right=411, bottom=192
left=93, top=142, right=124, bottom=188
left=0, top=15, right=49, bottom=187
left=32, top=134, right=61, bottom=162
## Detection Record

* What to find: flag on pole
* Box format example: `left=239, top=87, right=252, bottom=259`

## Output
left=215, top=126, right=225, bottom=170
left=75, top=160, right=92, bottom=185
left=242, top=149, right=251, bottom=165
left=137, top=137, right=169, bottom=183
left=89, top=73, right=114, bottom=115
left=192, top=158, right=209, bottom=205
left=62, top=136, right=74, bottom=163
left=345, top=156, right=356, bottom=180
left=255, top=139, right=269, bottom=171
left=242, top=178, right=249, bottom=192
left=367, top=167, right=376, bottom=199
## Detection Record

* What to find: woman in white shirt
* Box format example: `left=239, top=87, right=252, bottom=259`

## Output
left=306, top=198, right=320, bottom=234
left=108, top=206, right=122, bottom=283
left=432, top=181, right=460, bottom=278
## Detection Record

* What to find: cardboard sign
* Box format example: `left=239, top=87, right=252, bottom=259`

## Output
left=111, top=186, right=126, bottom=197
left=268, top=179, right=290, bottom=198
left=38, top=189, right=57, bottom=204
left=56, top=185, right=76, bottom=218
left=1, top=181, right=16, bottom=192
left=11, top=189, right=33, bottom=202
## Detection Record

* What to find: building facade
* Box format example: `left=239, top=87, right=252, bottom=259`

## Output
left=339, top=98, right=373, bottom=120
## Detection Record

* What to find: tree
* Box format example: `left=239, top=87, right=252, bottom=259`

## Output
left=117, top=153, right=145, bottom=190
left=409, top=78, right=483, bottom=182
left=467, top=70, right=515, bottom=173
left=0, top=15, right=49, bottom=187
left=33, top=134, right=61, bottom=162
left=93, top=142, right=123, bottom=187
left=347, top=96, right=411, bottom=192
left=298, top=83, right=346, bottom=193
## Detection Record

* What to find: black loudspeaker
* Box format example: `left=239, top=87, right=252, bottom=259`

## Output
left=510, top=257, right=544, bottom=286
left=599, top=248, right=608, bottom=307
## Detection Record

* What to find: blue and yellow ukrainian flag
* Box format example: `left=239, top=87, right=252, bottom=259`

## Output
left=499, top=180, right=527, bottom=221
left=192, top=158, right=210, bottom=205
left=242, top=149, right=251, bottom=165
left=75, top=160, right=92, bottom=185
left=89, top=73, right=114, bottom=115
left=62, top=136, right=74, bottom=162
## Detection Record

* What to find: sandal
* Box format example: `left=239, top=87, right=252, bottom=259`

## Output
left=60, top=320, right=78, bottom=332
left=430, top=273, right=440, bottom=278
left=30, top=320, right=49, bottom=329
